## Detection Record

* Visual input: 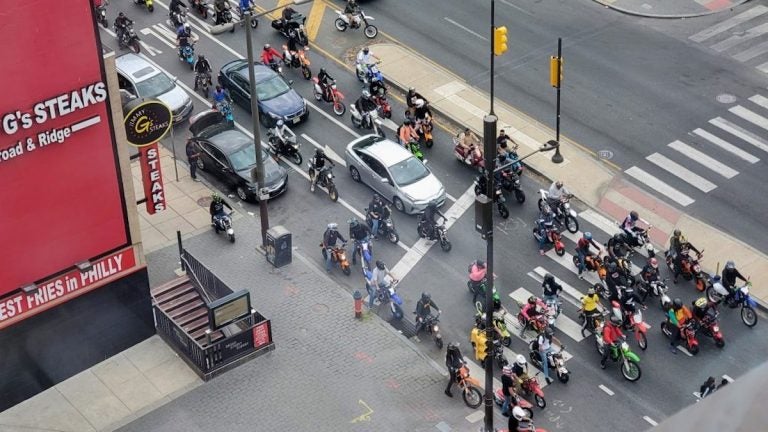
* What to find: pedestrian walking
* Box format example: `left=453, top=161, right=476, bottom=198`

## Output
left=699, top=376, right=716, bottom=398
left=186, top=139, right=201, bottom=181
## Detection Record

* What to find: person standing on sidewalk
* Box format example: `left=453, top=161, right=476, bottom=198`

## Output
left=186, top=139, right=201, bottom=181
left=444, top=342, right=464, bottom=397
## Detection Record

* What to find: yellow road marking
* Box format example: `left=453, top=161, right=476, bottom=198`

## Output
left=305, top=1, right=326, bottom=41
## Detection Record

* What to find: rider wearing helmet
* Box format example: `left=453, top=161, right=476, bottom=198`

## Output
left=600, top=315, right=625, bottom=368
left=321, top=222, right=347, bottom=272
left=420, top=200, right=445, bottom=241
left=209, top=192, right=233, bottom=225
left=356, top=46, right=379, bottom=67
left=640, top=257, right=660, bottom=286
left=193, top=54, right=212, bottom=90
left=260, top=43, right=283, bottom=67
left=605, top=261, right=628, bottom=302
left=406, top=87, right=427, bottom=115
left=606, top=232, right=627, bottom=260
left=542, top=273, right=563, bottom=304
left=668, top=228, right=701, bottom=283
left=546, top=180, right=569, bottom=211
left=575, top=231, right=602, bottom=278
left=344, top=0, right=361, bottom=27
left=667, top=298, right=692, bottom=354
left=720, top=260, right=747, bottom=304
left=354, top=89, right=378, bottom=127
left=413, top=98, right=431, bottom=121
left=415, top=292, right=440, bottom=334
left=535, top=205, right=556, bottom=256
left=519, top=296, right=545, bottom=337
left=310, top=148, right=335, bottom=191
left=536, top=327, right=560, bottom=384
left=621, top=210, right=644, bottom=247
left=317, top=67, right=335, bottom=102
left=114, top=12, right=132, bottom=41
left=511, top=354, right=529, bottom=391
left=444, top=342, right=465, bottom=397
left=368, top=260, right=395, bottom=309
left=348, top=217, right=372, bottom=266
left=619, top=285, right=645, bottom=326
left=580, top=286, right=603, bottom=323
left=399, top=117, right=418, bottom=147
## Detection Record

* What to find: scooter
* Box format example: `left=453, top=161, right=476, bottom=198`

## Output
left=214, top=99, right=234, bottom=123
left=528, top=341, right=570, bottom=383
left=266, top=123, right=302, bottom=165
left=538, top=190, right=579, bottom=233
left=365, top=206, right=399, bottom=244
left=334, top=9, right=378, bottom=38
left=349, top=104, right=385, bottom=138
left=493, top=388, right=535, bottom=419
left=282, top=45, right=311, bottom=80
left=212, top=212, right=235, bottom=242
left=533, top=223, right=565, bottom=256
left=133, top=0, right=154, bottom=13
left=707, top=278, right=758, bottom=327
left=661, top=319, right=699, bottom=355
left=475, top=176, right=509, bottom=219
left=312, top=78, right=345, bottom=116
left=321, top=243, right=350, bottom=275
left=612, top=301, right=649, bottom=350
left=179, top=43, right=195, bottom=69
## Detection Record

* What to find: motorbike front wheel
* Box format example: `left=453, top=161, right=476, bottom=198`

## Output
left=364, top=24, right=378, bottom=38
left=514, top=189, right=526, bottom=203
left=637, top=332, right=648, bottom=351
left=328, top=184, right=339, bottom=202
left=741, top=306, right=758, bottom=327
left=228, top=232, right=235, bottom=243
left=250, top=18, right=258, bottom=28
left=388, top=230, right=399, bottom=244
left=342, top=264, right=351, bottom=276
left=621, top=360, right=642, bottom=382
left=130, top=39, right=141, bottom=54
left=391, top=303, right=404, bottom=320
left=498, top=203, right=510, bottom=219
left=558, top=371, right=570, bottom=383
left=334, top=18, right=348, bottom=31
left=565, top=215, right=579, bottom=233
left=435, top=336, right=444, bottom=349
left=332, top=101, right=346, bottom=116
left=462, top=386, right=483, bottom=409
left=502, top=336, right=511, bottom=347
left=302, top=66, right=311, bottom=80
left=440, top=237, right=452, bottom=252
left=289, top=151, right=302, bottom=166
left=534, top=394, right=546, bottom=409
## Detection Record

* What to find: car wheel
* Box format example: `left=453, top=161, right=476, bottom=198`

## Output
left=196, top=158, right=205, bottom=171
left=349, top=166, right=361, bottom=182
left=236, top=186, right=249, bottom=201
left=393, top=197, right=405, bottom=213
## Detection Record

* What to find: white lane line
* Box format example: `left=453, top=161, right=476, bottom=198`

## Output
left=711, top=23, right=768, bottom=52
left=101, top=27, right=116, bottom=38
left=729, top=105, right=768, bottom=131
left=677, top=346, right=694, bottom=357
left=151, top=23, right=180, bottom=43
left=722, top=374, right=735, bottom=383
left=748, top=94, right=768, bottom=110
left=758, top=62, right=768, bottom=74
left=709, top=117, right=768, bottom=153
left=598, top=384, right=615, bottom=396
left=443, top=17, right=489, bottom=41
left=301, top=134, right=346, bottom=166
left=624, top=167, right=695, bottom=207
left=689, top=5, right=768, bottom=42
left=140, top=27, right=177, bottom=48
left=646, top=153, right=717, bottom=192
left=643, top=416, right=659, bottom=426
left=139, top=41, right=163, bottom=56
left=668, top=140, right=739, bottom=179
left=390, top=185, right=475, bottom=278
left=499, top=0, right=535, bottom=16
left=531, top=267, right=592, bottom=308
left=578, top=209, right=620, bottom=238
left=446, top=193, right=457, bottom=202
left=692, top=128, right=759, bottom=163
left=733, top=39, right=768, bottom=62
left=465, top=411, right=484, bottom=423
left=509, top=287, right=585, bottom=342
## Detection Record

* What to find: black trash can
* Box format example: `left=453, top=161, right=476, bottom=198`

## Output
left=266, top=225, right=292, bottom=268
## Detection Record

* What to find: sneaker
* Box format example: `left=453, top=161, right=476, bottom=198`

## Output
left=444, top=390, right=453, bottom=398
left=501, top=411, right=510, bottom=417
left=578, top=274, right=585, bottom=280
left=545, top=377, right=553, bottom=384
left=539, top=249, right=545, bottom=256
left=192, top=178, right=201, bottom=182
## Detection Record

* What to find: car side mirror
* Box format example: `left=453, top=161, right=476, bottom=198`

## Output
left=380, top=177, right=389, bottom=184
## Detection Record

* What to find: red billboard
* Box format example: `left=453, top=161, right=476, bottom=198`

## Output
left=0, top=0, right=129, bottom=296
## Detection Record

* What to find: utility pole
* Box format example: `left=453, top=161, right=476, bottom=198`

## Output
left=550, top=38, right=564, bottom=164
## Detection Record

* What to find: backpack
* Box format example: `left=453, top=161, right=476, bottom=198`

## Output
left=531, top=338, right=539, bottom=351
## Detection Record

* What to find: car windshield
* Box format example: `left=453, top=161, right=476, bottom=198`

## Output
left=256, top=76, right=290, bottom=100
left=389, top=157, right=430, bottom=186
left=135, top=73, right=175, bottom=97
left=229, top=146, right=270, bottom=172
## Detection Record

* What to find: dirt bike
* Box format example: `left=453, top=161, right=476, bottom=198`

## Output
left=475, top=176, right=509, bottom=219
left=661, top=319, right=700, bottom=354
left=321, top=243, right=350, bottom=275
left=372, top=94, right=391, bottom=119
left=365, top=206, right=399, bottom=244
left=595, top=332, right=642, bottom=381
left=538, top=191, right=579, bottom=233
left=334, top=9, right=378, bottom=38
left=533, top=223, right=565, bottom=256
left=312, top=78, right=345, bottom=116
left=499, top=168, right=526, bottom=203
left=373, top=278, right=403, bottom=320
left=707, top=279, right=758, bottom=327
left=528, top=341, right=570, bottom=383
left=611, top=301, right=649, bottom=350
left=520, top=375, right=546, bottom=409
left=308, top=164, right=338, bottom=201
left=417, top=216, right=451, bottom=252
left=282, top=45, right=311, bottom=80
left=493, top=388, right=534, bottom=419
left=455, top=364, right=482, bottom=409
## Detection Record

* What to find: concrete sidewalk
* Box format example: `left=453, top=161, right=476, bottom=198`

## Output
left=371, top=42, right=768, bottom=306
left=592, top=0, right=751, bottom=18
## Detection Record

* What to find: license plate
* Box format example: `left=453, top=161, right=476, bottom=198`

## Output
left=292, top=117, right=300, bottom=124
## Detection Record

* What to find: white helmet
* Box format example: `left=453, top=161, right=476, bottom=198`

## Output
left=512, top=406, right=526, bottom=420
left=514, top=354, right=526, bottom=367
left=415, top=98, right=425, bottom=108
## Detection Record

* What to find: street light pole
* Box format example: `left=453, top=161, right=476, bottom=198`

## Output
left=242, top=0, right=313, bottom=247
left=551, top=38, right=564, bottom=164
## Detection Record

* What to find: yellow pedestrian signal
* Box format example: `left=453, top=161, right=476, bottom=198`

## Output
left=493, top=26, right=508, bottom=57
left=550, top=56, right=563, bottom=88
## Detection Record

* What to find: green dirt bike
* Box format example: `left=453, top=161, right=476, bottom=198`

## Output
left=406, top=140, right=424, bottom=161
left=595, top=332, right=642, bottom=382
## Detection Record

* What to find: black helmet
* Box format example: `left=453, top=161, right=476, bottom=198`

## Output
left=349, top=218, right=359, bottom=228
left=376, top=260, right=385, bottom=270
left=673, top=229, right=681, bottom=237
left=613, top=233, right=622, bottom=242
left=630, top=210, right=639, bottom=221
left=373, top=193, right=381, bottom=201
left=404, top=118, right=412, bottom=126
left=475, top=259, right=485, bottom=268
left=609, top=315, right=622, bottom=326
left=544, top=273, right=554, bottom=283
left=608, top=262, right=618, bottom=273
left=198, top=54, right=206, bottom=61
left=421, top=292, right=431, bottom=302
left=544, top=327, right=554, bottom=338
left=363, top=47, right=370, bottom=54
left=497, top=153, right=506, bottom=162
left=319, top=67, right=326, bottom=74
left=119, top=12, right=125, bottom=17
left=316, top=148, right=324, bottom=157
left=493, top=298, right=501, bottom=310
left=447, top=342, right=459, bottom=351
left=527, top=296, right=537, bottom=305
left=673, top=298, right=683, bottom=310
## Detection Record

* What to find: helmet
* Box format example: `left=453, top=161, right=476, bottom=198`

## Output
left=583, top=231, right=592, bottom=240
left=427, top=201, right=438, bottom=211
left=415, top=99, right=425, bottom=108
left=327, top=222, right=338, bottom=231
left=119, top=12, right=125, bottom=17
left=609, top=315, right=622, bottom=326
left=363, top=47, right=370, bottom=54
left=211, top=192, right=221, bottom=202
left=630, top=210, right=639, bottom=221
left=649, top=257, right=658, bottom=269
left=319, top=67, right=326, bottom=74
left=198, top=54, right=205, bottom=62
left=421, top=292, right=431, bottom=302
left=497, top=153, right=506, bottom=162
left=613, top=233, right=622, bottom=242
left=404, top=118, right=412, bottom=126
left=349, top=0, right=357, bottom=5
left=502, top=365, right=513, bottom=376
left=349, top=218, right=359, bottom=228
left=276, top=119, right=284, bottom=127
left=263, top=44, right=271, bottom=50
left=544, top=327, right=554, bottom=338
left=361, top=89, right=371, bottom=99
left=475, top=259, right=485, bottom=268
left=673, top=298, right=683, bottom=310
left=527, top=296, right=537, bottom=305
left=608, top=262, right=618, bottom=273
left=376, top=260, right=385, bottom=270
left=408, top=87, right=415, bottom=93
left=183, top=23, right=191, bottom=33
left=373, top=193, right=381, bottom=201
left=512, top=406, right=526, bottom=421
left=493, top=297, right=501, bottom=310
left=447, top=342, right=459, bottom=351
left=674, top=229, right=681, bottom=237
left=725, top=260, right=735, bottom=270
left=316, top=148, right=325, bottom=157
left=587, top=287, right=596, bottom=295
left=515, top=354, right=526, bottom=367
left=544, top=273, right=554, bottom=283
left=555, top=180, right=563, bottom=189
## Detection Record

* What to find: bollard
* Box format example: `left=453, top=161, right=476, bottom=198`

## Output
left=353, top=290, right=363, bottom=319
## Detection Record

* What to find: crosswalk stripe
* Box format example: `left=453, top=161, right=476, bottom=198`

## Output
left=709, top=116, right=768, bottom=153
left=668, top=140, right=739, bottom=178
left=689, top=5, right=768, bottom=42
left=748, top=94, right=768, bottom=110
left=509, top=287, right=586, bottom=342
left=140, top=27, right=177, bottom=49
left=733, top=39, right=768, bottom=62
left=758, top=62, right=768, bottom=74
left=526, top=271, right=581, bottom=309
left=646, top=153, right=718, bottom=192
left=710, top=22, right=768, bottom=52
left=729, top=105, right=768, bottom=131
left=691, top=128, right=759, bottom=163
left=577, top=209, right=620, bottom=238
left=625, top=167, right=695, bottom=207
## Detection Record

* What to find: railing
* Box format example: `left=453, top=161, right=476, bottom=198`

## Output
left=153, top=305, right=208, bottom=372
left=180, top=249, right=233, bottom=303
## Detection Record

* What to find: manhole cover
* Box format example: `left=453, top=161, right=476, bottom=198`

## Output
left=312, top=303, right=329, bottom=314
left=716, top=93, right=737, bottom=104
left=598, top=150, right=614, bottom=160
left=197, top=196, right=213, bottom=207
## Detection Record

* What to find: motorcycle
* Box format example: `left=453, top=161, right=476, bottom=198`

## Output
left=282, top=45, right=311, bottom=80
left=695, top=306, right=725, bottom=348
left=537, top=190, right=579, bottom=233
left=179, top=43, right=195, bottom=69
left=169, top=7, right=188, bottom=29
left=455, top=364, right=482, bottom=409
left=528, top=341, right=570, bottom=383
left=321, top=243, right=350, bottom=275
left=212, top=212, right=235, bottom=242
left=308, top=164, right=339, bottom=202
left=416, top=115, right=434, bottom=148
left=372, top=94, right=392, bottom=119
left=191, top=0, right=208, bottom=18
left=661, top=318, right=700, bottom=354
left=115, top=23, right=141, bottom=54
left=365, top=206, right=399, bottom=244
left=350, top=104, right=385, bottom=138
left=352, top=237, right=373, bottom=270
left=195, top=71, right=211, bottom=98
left=499, top=168, right=526, bottom=203
left=266, top=123, right=302, bottom=165
left=355, top=62, right=383, bottom=84
left=516, top=301, right=551, bottom=337
left=417, top=216, right=451, bottom=252
left=214, top=99, right=234, bottom=123
left=493, top=388, right=535, bottom=419
left=265, top=59, right=284, bottom=76
left=334, top=9, right=378, bottom=38
left=578, top=308, right=605, bottom=338
left=545, top=296, right=562, bottom=323
left=213, top=2, right=235, bottom=31
left=637, top=277, right=668, bottom=304
left=665, top=248, right=708, bottom=291
left=707, top=279, right=758, bottom=327
left=491, top=309, right=513, bottom=347
left=475, top=176, right=509, bottom=219
left=312, top=78, right=346, bottom=116
left=520, top=375, right=546, bottom=409
left=483, top=338, right=509, bottom=369
left=453, top=132, right=484, bottom=171
left=611, top=301, right=649, bottom=350
left=416, top=311, right=443, bottom=349
left=374, top=277, right=403, bottom=320
left=617, top=222, right=655, bottom=258
left=272, top=13, right=309, bottom=45
left=405, top=139, right=424, bottom=161
left=594, top=333, right=642, bottom=382
left=95, top=0, right=109, bottom=28
left=133, top=0, right=154, bottom=13
left=533, top=223, right=565, bottom=256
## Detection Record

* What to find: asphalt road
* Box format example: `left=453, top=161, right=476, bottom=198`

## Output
left=353, top=0, right=768, bottom=253
left=101, top=2, right=768, bottom=431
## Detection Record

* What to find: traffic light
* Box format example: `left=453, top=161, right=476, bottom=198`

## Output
left=550, top=56, right=563, bottom=88
left=493, top=26, right=508, bottom=56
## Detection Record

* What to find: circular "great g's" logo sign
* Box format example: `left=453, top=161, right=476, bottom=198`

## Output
left=123, top=98, right=172, bottom=147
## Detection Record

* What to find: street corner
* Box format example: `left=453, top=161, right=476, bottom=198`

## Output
left=592, top=0, right=751, bottom=18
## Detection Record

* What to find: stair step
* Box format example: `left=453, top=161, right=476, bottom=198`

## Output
left=168, top=299, right=205, bottom=320
left=183, top=316, right=210, bottom=333
left=151, top=276, right=190, bottom=298
left=176, top=307, right=208, bottom=326
left=195, top=330, right=225, bottom=347
left=155, top=283, right=196, bottom=305
left=161, top=292, right=202, bottom=313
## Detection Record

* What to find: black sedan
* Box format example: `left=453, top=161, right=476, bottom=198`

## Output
left=188, top=110, right=288, bottom=202
left=218, top=59, right=309, bottom=127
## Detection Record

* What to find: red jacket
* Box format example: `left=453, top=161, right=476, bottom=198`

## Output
left=261, top=48, right=283, bottom=64
left=602, top=323, right=624, bottom=345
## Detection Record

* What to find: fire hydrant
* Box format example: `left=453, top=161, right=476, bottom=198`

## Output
left=353, top=290, right=363, bottom=319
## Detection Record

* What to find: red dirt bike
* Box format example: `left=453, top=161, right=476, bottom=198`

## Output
left=661, top=319, right=700, bottom=355
left=665, top=248, right=708, bottom=291
left=695, top=308, right=725, bottom=348
left=533, top=223, right=565, bottom=256
left=494, top=388, right=535, bottom=419
left=372, top=94, right=391, bottom=119
left=520, top=375, right=546, bottom=409
left=517, top=301, right=551, bottom=336
left=311, top=78, right=345, bottom=116
left=611, top=300, right=649, bottom=351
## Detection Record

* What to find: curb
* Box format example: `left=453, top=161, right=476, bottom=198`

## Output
left=591, top=0, right=752, bottom=19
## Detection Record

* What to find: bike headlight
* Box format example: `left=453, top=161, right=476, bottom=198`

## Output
left=433, top=325, right=439, bottom=332
left=620, top=342, right=629, bottom=351
left=713, top=325, right=719, bottom=332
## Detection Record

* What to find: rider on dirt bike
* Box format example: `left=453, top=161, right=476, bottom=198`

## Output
left=348, top=218, right=371, bottom=265
left=321, top=222, right=346, bottom=273
left=600, top=315, right=624, bottom=368
left=576, top=232, right=601, bottom=278
left=668, top=229, right=701, bottom=283
left=619, top=286, right=645, bottom=327
left=519, top=296, right=545, bottom=336
left=354, top=90, right=378, bottom=127
left=546, top=180, right=570, bottom=211
left=369, top=260, right=395, bottom=308
left=606, top=232, right=628, bottom=260
left=605, top=262, right=628, bottom=302
left=344, top=0, right=361, bottom=27
left=317, top=68, right=335, bottom=102
left=581, top=287, right=603, bottom=324
left=721, top=260, right=747, bottom=305
left=666, top=298, right=692, bottom=354
left=621, top=210, right=645, bottom=247
left=640, top=257, right=660, bottom=284
left=535, top=207, right=556, bottom=256
left=415, top=292, right=440, bottom=334
left=310, top=149, right=335, bottom=191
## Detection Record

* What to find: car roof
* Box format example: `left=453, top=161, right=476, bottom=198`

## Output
left=229, top=60, right=275, bottom=83
left=208, top=130, right=252, bottom=154
left=358, top=138, right=412, bottom=167
left=115, top=53, right=161, bottom=82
